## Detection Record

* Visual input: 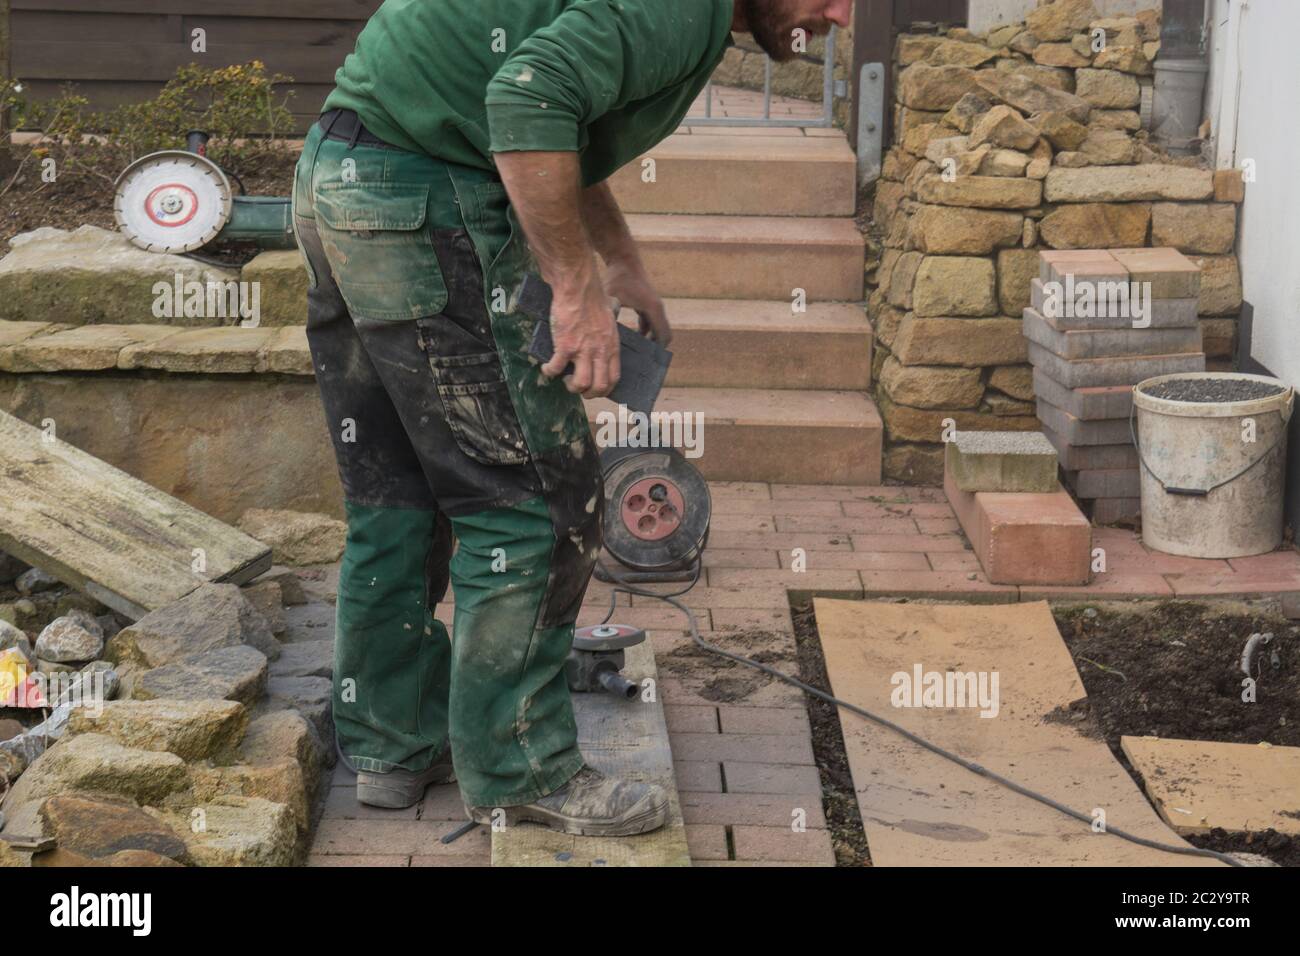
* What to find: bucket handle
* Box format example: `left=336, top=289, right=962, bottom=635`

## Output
left=1129, top=389, right=1294, bottom=497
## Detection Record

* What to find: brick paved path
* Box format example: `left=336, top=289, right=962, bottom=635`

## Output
left=307, top=481, right=1300, bottom=866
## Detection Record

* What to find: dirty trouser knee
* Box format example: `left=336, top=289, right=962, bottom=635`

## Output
left=291, top=122, right=604, bottom=805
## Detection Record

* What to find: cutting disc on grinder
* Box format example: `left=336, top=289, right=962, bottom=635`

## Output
left=114, top=150, right=233, bottom=253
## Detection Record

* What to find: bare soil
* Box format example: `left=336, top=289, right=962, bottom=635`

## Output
left=1054, top=600, right=1299, bottom=866
left=791, top=601, right=871, bottom=867
left=657, top=627, right=794, bottom=704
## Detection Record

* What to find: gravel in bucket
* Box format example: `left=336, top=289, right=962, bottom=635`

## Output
left=1144, top=378, right=1286, bottom=403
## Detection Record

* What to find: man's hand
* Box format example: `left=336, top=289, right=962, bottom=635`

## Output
left=604, top=258, right=672, bottom=347
left=543, top=260, right=621, bottom=398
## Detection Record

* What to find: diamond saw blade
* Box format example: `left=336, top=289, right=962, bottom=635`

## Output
left=114, top=150, right=233, bottom=253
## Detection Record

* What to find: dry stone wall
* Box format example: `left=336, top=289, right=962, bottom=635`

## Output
left=868, top=0, right=1244, bottom=485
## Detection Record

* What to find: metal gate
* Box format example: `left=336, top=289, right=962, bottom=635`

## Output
left=682, top=25, right=840, bottom=128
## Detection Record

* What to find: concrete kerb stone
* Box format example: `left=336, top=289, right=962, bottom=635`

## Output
left=946, top=430, right=1059, bottom=493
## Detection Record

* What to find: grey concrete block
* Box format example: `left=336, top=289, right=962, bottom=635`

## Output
left=1022, top=307, right=1203, bottom=360
left=1040, top=421, right=1139, bottom=471
left=1089, top=497, right=1142, bottom=525
left=1031, top=278, right=1200, bottom=330
left=1037, top=398, right=1134, bottom=445
left=1032, top=368, right=1134, bottom=421
left=946, top=430, right=1060, bottom=493
left=1026, top=341, right=1205, bottom=387
left=1066, top=468, right=1142, bottom=499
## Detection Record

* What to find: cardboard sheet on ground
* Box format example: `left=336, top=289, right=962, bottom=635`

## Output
left=0, top=409, right=270, bottom=619
left=492, top=640, right=690, bottom=866
left=815, top=598, right=1222, bottom=866
left=1122, top=736, right=1300, bottom=837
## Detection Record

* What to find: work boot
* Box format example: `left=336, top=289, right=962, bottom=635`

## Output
left=466, top=766, right=669, bottom=836
left=356, top=748, right=455, bottom=809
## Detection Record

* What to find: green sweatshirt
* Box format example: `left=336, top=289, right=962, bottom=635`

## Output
left=324, top=0, right=735, bottom=185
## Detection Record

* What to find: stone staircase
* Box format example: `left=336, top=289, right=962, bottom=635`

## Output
left=602, top=126, right=881, bottom=484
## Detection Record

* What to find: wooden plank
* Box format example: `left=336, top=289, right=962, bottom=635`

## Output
left=815, top=598, right=1224, bottom=866
left=492, top=640, right=691, bottom=867
left=894, top=0, right=967, bottom=25
left=0, top=409, right=271, bottom=620
left=176, top=16, right=365, bottom=45
left=11, top=10, right=174, bottom=42
left=12, top=0, right=382, bottom=20
left=1122, top=736, right=1300, bottom=837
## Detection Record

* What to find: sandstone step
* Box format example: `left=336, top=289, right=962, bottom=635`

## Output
left=632, top=299, right=872, bottom=390
left=586, top=387, right=882, bottom=485
left=609, top=133, right=857, bottom=217
left=627, top=214, right=865, bottom=301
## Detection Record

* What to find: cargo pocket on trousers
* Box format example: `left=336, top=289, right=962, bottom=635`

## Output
left=424, top=350, right=531, bottom=466
left=314, top=183, right=447, bottom=321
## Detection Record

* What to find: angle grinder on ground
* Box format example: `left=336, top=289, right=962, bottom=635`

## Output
left=114, top=130, right=295, bottom=253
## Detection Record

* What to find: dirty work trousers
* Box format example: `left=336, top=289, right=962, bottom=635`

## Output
left=290, top=117, right=603, bottom=808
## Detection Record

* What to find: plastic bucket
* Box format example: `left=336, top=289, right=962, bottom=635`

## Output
left=1133, top=372, right=1295, bottom=558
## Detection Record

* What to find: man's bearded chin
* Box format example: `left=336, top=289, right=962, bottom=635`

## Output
left=741, top=0, right=825, bottom=63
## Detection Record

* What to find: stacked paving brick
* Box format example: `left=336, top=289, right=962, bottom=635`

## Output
left=1027, top=247, right=1205, bottom=524
left=866, top=0, right=1245, bottom=486
left=943, top=430, right=1091, bottom=585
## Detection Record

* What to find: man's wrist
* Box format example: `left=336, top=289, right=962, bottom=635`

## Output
left=545, top=253, right=600, bottom=298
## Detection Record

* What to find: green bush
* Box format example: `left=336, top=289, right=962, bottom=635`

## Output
left=0, top=61, right=296, bottom=190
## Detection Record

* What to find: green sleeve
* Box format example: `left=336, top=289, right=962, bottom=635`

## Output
left=485, top=0, right=720, bottom=153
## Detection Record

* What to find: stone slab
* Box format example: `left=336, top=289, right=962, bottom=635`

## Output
left=1108, top=247, right=1203, bottom=299
left=1121, top=737, right=1300, bottom=837
left=0, top=225, right=240, bottom=326
left=1031, top=279, right=1201, bottom=331
left=0, top=321, right=65, bottom=348
left=1040, top=421, right=1139, bottom=471
left=1066, top=467, right=1141, bottom=499
left=1022, top=307, right=1203, bottom=360
left=1038, top=249, right=1128, bottom=285
left=814, top=598, right=1220, bottom=866
left=1089, top=497, right=1142, bottom=524
left=0, top=325, right=179, bottom=373
left=1043, top=166, right=1214, bottom=203
left=119, top=327, right=276, bottom=374
left=1026, top=341, right=1205, bottom=388
left=241, top=251, right=307, bottom=328
left=1036, top=397, right=1134, bottom=446
left=1032, top=368, right=1134, bottom=420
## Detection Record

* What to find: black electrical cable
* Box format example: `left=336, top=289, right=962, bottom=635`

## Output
left=595, top=558, right=1244, bottom=868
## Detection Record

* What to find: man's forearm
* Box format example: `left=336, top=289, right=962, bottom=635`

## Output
left=493, top=150, right=598, bottom=296
left=492, top=149, right=621, bottom=396
left=580, top=181, right=642, bottom=270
